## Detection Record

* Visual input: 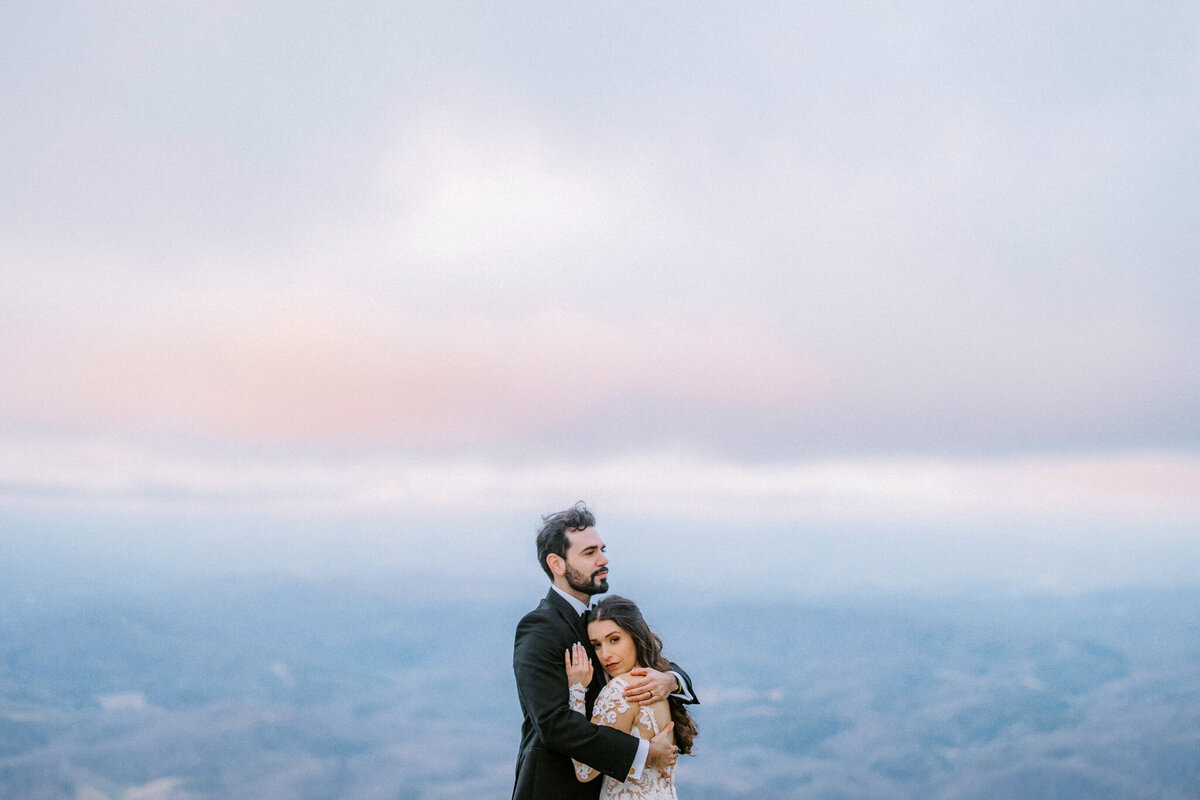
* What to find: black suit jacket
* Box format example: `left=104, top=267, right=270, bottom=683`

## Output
left=511, top=589, right=696, bottom=800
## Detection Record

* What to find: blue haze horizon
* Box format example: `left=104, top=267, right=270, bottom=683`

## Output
left=5, top=507, right=1197, bottom=602
left=0, top=557, right=1196, bottom=799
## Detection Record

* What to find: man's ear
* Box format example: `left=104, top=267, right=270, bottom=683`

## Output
left=546, top=553, right=566, bottom=577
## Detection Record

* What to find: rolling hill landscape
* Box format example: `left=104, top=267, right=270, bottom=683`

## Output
left=1, top=571, right=1196, bottom=799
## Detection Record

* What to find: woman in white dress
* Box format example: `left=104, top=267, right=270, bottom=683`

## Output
left=564, top=595, right=698, bottom=800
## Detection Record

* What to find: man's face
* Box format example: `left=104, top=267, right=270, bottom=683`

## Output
left=562, top=527, right=609, bottom=596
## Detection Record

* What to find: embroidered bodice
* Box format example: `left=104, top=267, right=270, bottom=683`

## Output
left=568, top=675, right=678, bottom=799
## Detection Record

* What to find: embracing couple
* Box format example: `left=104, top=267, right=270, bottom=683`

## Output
left=512, top=502, right=700, bottom=800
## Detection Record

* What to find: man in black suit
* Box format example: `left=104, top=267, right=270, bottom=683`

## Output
left=512, top=502, right=697, bottom=800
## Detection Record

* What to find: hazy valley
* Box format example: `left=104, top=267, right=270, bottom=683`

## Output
left=1, top=575, right=1197, bottom=799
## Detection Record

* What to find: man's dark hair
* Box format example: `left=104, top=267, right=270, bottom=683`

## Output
left=536, top=501, right=596, bottom=579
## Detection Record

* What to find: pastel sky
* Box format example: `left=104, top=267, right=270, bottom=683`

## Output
left=3, top=2, right=1198, bottom=592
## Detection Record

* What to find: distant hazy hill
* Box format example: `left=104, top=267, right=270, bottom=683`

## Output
left=0, top=577, right=1197, bottom=799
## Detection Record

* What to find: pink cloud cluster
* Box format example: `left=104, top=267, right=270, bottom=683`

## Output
left=1, top=295, right=827, bottom=449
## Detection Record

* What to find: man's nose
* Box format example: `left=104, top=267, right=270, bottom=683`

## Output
left=597, top=552, right=608, bottom=566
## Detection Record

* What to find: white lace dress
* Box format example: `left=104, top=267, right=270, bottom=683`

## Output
left=569, top=675, right=678, bottom=800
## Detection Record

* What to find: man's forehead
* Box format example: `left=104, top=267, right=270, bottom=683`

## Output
left=565, top=526, right=604, bottom=551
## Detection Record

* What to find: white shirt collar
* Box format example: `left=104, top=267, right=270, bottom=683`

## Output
left=550, top=583, right=597, bottom=616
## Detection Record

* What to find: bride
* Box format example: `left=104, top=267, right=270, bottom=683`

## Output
left=565, top=595, right=699, bottom=800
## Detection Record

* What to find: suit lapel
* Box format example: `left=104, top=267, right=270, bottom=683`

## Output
left=544, top=588, right=587, bottom=640
left=544, top=589, right=607, bottom=704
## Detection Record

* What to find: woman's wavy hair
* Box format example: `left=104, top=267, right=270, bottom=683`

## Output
left=591, top=595, right=698, bottom=755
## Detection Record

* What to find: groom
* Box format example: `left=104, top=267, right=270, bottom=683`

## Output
left=512, top=502, right=698, bottom=800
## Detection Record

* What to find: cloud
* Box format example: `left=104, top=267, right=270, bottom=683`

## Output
left=96, top=691, right=157, bottom=712
left=0, top=287, right=825, bottom=448
left=3, top=434, right=1195, bottom=529
left=270, top=661, right=296, bottom=689
left=4, top=13, right=1197, bottom=461
left=1, top=0, right=1198, bottom=563
left=122, top=777, right=192, bottom=800
left=381, top=101, right=687, bottom=275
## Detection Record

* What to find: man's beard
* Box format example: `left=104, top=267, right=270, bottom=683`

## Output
left=565, top=563, right=609, bottom=596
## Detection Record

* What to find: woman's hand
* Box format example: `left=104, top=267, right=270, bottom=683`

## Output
left=564, top=642, right=594, bottom=687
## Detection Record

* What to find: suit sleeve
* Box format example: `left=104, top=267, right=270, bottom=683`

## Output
left=513, top=614, right=640, bottom=781
left=668, top=661, right=699, bottom=704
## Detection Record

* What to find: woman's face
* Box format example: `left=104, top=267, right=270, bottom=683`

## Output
left=588, top=619, right=638, bottom=677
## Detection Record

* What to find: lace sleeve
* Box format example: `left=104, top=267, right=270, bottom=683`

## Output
left=569, top=683, right=598, bottom=781
left=591, top=676, right=632, bottom=726
left=568, top=682, right=587, bottom=716
left=571, top=678, right=639, bottom=782
left=573, top=753, right=598, bottom=781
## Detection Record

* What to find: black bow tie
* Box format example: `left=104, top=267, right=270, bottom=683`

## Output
left=581, top=608, right=593, bottom=627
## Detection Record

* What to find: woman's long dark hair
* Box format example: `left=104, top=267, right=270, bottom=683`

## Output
left=592, top=595, right=698, bottom=755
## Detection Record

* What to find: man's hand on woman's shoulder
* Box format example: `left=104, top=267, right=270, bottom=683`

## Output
left=622, top=667, right=679, bottom=706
